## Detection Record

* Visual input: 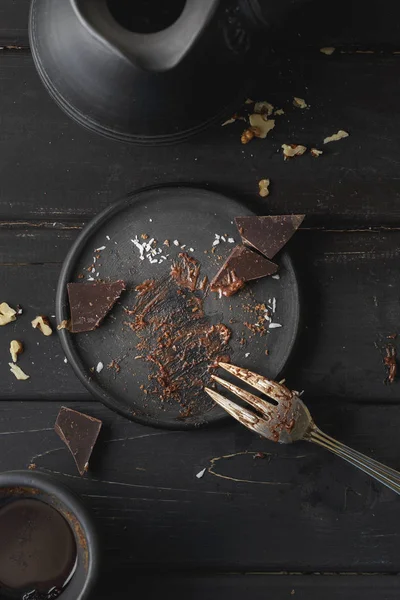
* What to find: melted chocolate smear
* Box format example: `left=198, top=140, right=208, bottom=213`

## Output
left=125, top=254, right=232, bottom=416
left=0, top=499, right=76, bottom=600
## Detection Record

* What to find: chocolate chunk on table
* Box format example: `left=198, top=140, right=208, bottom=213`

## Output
left=235, top=215, right=305, bottom=259
left=54, top=407, right=102, bottom=476
left=67, top=280, right=125, bottom=333
left=210, top=244, right=278, bottom=297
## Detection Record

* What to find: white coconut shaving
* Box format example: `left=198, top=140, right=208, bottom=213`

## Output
left=196, top=468, right=206, bottom=479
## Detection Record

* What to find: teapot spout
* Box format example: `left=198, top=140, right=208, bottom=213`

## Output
left=75, top=0, right=220, bottom=71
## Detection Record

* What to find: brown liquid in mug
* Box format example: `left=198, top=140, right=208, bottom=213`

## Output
left=0, top=499, right=77, bottom=600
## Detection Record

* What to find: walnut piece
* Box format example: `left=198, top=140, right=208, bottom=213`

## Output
left=323, top=130, right=349, bottom=144
left=254, top=101, right=274, bottom=116
left=0, top=302, right=16, bottom=326
left=32, top=315, right=53, bottom=336
left=241, top=128, right=256, bottom=144
left=258, top=179, right=271, bottom=198
left=10, top=340, right=23, bottom=363
left=274, top=108, right=285, bottom=116
left=310, top=148, right=323, bottom=157
left=9, top=363, right=29, bottom=381
left=320, top=46, right=335, bottom=55
left=293, top=97, right=308, bottom=109
left=249, top=114, right=275, bottom=139
left=57, top=319, right=70, bottom=331
left=282, top=144, right=307, bottom=160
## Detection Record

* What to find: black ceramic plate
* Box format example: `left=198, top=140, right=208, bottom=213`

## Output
left=56, top=187, right=300, bottom=429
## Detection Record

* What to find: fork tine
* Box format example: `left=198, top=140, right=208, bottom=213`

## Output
left=205, top=387, right=272, bottom=438
left=218, top=362, right=293, bottom=403
left=211, top=375, right=274, bottom=420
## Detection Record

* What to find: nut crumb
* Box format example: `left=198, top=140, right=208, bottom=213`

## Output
left=282, top=144, right=307, bottom=160
left=32, top=316, right=53, bottom=336
left=57, top=319, right=70, bottom=331
left=274, top=108, right=285, bottom=116
left=293, top=97, right=308, bottom=109
left=324, top=130, right=349, bottom=144
left=9, top=363, right=29, bottom=380
left=0, top=302, right=16, bottom=326
left=28, top=463, right=36, bottom=470
left=320, top=47, right=335, bottom=55
left=249, top=114, right=275, bottom=139
left=254, top=101, right=274, bottom=116
left=258, top=178, right=270, bottom=198
left=10, top=340, right=23, bottom=363
left=310, top=148, right=323, bottom=157
left=141, top=233, right=149, bottom=240
left=241, top=127, right=256, bottom=144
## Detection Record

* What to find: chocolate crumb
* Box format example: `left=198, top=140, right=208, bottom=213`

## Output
left=108, top=359, right=121, bottom=373
left=384, top=345, right=397, bottom=384
left=253, top=452, right=266, bottom=459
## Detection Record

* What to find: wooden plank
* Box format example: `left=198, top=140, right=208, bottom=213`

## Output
left=1, top=51, right=400, bottom=226
left=109, top=574, right=400, bottom=600
left=2, top=400, right=400, bottom=572
left=0, top=0, right=28, bottom=46
left=0, top=227, right=399, bottom=402
left=2, top=0, right=400, bottom=49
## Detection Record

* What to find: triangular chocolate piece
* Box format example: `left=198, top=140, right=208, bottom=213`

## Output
left=55, top=407, right=102, bottom=476
left=67, top=280, right=125, bottom=333
left=210, top=245, right=278, bottom=297
left=235, top=215, right=305, bottom=259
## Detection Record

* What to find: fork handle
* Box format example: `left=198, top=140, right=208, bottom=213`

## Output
left=308, top=426, right=400, bottom=495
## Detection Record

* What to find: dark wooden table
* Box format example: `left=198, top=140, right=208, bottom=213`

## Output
left=2, top=1, right=400, bottom=598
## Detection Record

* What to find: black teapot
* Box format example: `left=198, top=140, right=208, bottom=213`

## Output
left=29, top=0, right=301, bottom=144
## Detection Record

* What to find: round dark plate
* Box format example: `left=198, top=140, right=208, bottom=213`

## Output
left=56, top=187, right=300, bottom=429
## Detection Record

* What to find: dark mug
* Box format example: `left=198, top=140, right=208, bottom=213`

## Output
left=0, top=471, right=99, bottom=600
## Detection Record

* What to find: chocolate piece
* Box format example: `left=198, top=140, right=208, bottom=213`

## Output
left=210, top=245, right=278, bottom=297
left=55, top=407, right=102, bottom=476
left=67, top=280, right=125, bottom=333
left=235, top=215, right=305, bottom=259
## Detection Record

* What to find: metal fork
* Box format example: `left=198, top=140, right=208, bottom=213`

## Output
left=205, top=362, right=400, bottom=495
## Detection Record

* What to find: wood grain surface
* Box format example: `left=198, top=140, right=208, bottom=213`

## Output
left=1, top=50, right=400, bottom=227
left=1, top=0, right=400, bottom=598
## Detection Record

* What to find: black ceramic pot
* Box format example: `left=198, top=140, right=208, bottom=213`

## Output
left=0, top=471, right=99, bottom=600
left=28, top=0, right=296, bottom=144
